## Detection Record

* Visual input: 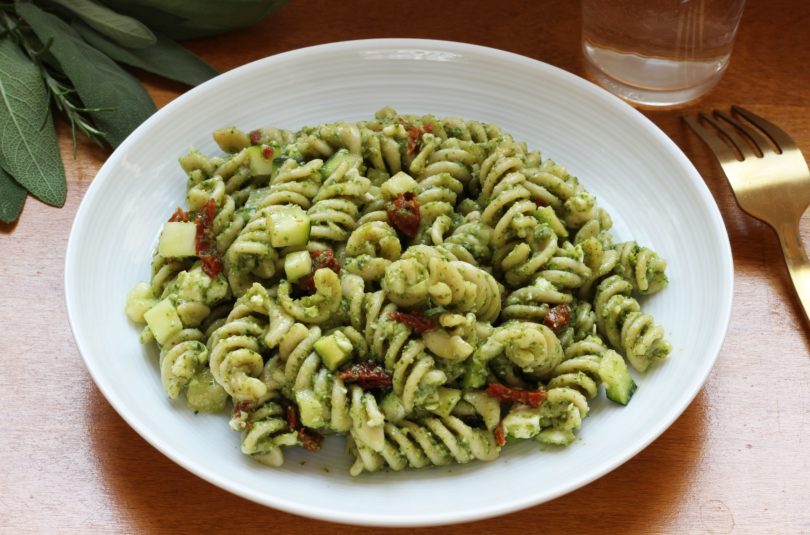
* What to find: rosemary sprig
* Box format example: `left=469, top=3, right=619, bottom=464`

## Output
left=42, top=67, right=108, bottom=155
left=0, top=0, right=284, bottom=224
left=3, top=11, right=108, bottom=154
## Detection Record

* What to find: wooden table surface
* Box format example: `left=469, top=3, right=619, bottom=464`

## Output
left=2, top=0, right=810, bottom=533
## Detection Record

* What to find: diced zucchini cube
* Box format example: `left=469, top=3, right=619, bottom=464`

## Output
left=599, top=350, right=637, bottom=405
left=158, top=221, right=197, bottom=258
left=380, top=392, right=406, bottom=423
left=461, top=353, right=488, bottom=390
left=381, top=172, right=418, bottom=199
left=314, top=331, right=353, bottom=371
left=245, top=186, right=271, bottom=210
left=284, top=250, right=312, bottom=281
left=320, top=148, right=363, bottom=178
left=427, top=387, right=462, bottom=418
left=295, top=390, right=325, bottom=428
left=143, top=298, right=182, bottom=345
left=186, top=368, right=228, bottom=413
left=269, top=212, right=311, bottom=248
left=246, top=144, right=278, bottom=177
left=124, top=282, right=157, bottom=323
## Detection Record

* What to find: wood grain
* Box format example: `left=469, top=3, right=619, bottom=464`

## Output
left=2, top=0, right=810, bottom=532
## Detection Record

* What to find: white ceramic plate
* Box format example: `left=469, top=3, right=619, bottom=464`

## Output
left=65, top=39, right=733, bottom=526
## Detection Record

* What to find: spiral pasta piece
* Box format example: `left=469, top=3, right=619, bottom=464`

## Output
left=187, top=177, right=245, bottom=252
left=253, top=158, right=323, bottom=210
left=278, top=268, right=342, bottom=323
left=478, top=321, right=564, bottom=376
left=537, top=244, right=592, bottom=290
left=555, top=301, right=598, bottom=348
left=159, top=328, right=208, bottom=399
left=150, top=255, right=193, bottom=299
left=307, top=162, right=370, bottom=242
left=594, top=275, right=671, bottom=371
left=575, top=219, right=618, bottom=298
left=385, top=340, right=447, bottom=415
left=208, top=284, right=272, bottom=401
left=439, top=219, right=492, bottom=266
left=224, top=205, right=282, bottom=296
left=495, top=222, right=559, bottom=288
left=230, top=401, right=299, bottom=467
left=613, top=241, right=669, bottom=295
left=343, top=221, right=402, bottom=282
left=209, top=148, right=255, bottom=203
left=520, top=158, right=578, bottom=212
left=501, top=277, right=573, bottom=322
left=309, top=121, right=363, bottom=156
left=546, top=334, right=611, bottom=398
left=368, top=301, right=411, bottom=365
left=166, top=264, right=230, bottom=327
left=501, top=386, right=589, bottom=446
left=349, top=385, right=387, bottom=453
left=382, top=246, right=501, bottom=321
left=349, top=414, right=499, bottom=475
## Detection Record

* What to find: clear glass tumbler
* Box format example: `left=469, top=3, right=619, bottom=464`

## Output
left=582, top=0, right=745, bottom=108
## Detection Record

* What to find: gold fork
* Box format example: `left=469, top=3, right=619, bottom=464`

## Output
left=684, top=106, right=810, bottom=325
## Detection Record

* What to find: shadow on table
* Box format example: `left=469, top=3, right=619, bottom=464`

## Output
left=88, top=384, right=708, bottom=534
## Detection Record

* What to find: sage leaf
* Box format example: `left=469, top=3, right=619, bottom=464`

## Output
left=18, top=2, right=157, bottom=148
left=0, top=37, right=66, bottom=207
left=50, top=0, right=157, bottom=49
left=74, top=21, right=219, bottom=87
left=98, top=0, right=287, bottom=40
left=131, top=0, right=286, bottom=25
left=0, top=167, right=27, bottom=223
left=93, top=2, right=185, bottom=35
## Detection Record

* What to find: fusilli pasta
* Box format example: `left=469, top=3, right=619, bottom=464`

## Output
left=126, top=108, right=672, bottom=475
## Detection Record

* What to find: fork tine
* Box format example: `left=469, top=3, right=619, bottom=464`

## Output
left=714, top=110, right=777, bottom=157
left=702, top=111, right=758, bottom=159
left=683, top=114, right=739, bottom=163
left=731, top=106, right=796, bottom=153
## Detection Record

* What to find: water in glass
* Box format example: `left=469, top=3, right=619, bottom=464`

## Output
left=582, top=0, right=745, bottom=107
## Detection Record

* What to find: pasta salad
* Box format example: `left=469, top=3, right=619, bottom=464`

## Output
left=125, top=108, right=671, bottom=475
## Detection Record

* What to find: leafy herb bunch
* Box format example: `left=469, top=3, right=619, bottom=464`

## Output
left=0, top=0, right=285, bottom=224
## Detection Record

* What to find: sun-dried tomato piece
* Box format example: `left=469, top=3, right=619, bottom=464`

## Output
left=200, top=255, right=223, bottom=278
left=534, top=196, right=549, bottom=207
left=386, top=192, right=421, bottom=237
left=299, top=428, right=324, bottom=452
left=544, top=303, right=571, bottom=333
left=389, top=309, right=434, bottom=333
left=249, top=129, right=262, bottom=145
left=298, top=249, right=341, bottom=292
left=486, top=383, right=546, bottom=408
left=194, top=198, right=216, bottom=254
left=286, top=404, right=300, bottom=431
left=261, top=145, right=274, bottom=159
left=495, top=421, right=506, bottom=447
left=168, top=207, right=189, bottom=222
left=232, top=400, right=255, bottom=416
left=194, top=198, right=223, bottom=278
left=339, top=361, right=393, bottom=391
left=399, top=118, right=432, bottom=157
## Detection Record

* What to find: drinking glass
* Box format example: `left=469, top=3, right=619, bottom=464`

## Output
left=581, top=0, right=746, bottom=108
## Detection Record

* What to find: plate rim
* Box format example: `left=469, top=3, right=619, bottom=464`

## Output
left=65, top=37, right=734, bottom=526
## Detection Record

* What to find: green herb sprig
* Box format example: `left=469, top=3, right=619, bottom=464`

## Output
left=0, top=0, right=286, bottom=224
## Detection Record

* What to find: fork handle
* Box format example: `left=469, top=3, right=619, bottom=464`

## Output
left=776, top=221, right=810, bottom=326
